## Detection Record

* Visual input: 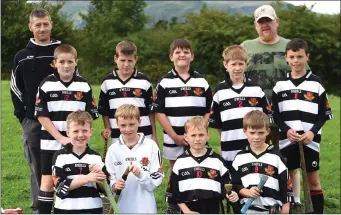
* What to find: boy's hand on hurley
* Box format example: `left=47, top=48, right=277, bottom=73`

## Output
left=248, top=186, right=262, bottom=198
left=101, top=128, right=111, bottom=142
left=89, top=163, right=104, bottom=173
left=287, top=129, right=301, bottom=142
left=87, top=172, right=107, bottom=183
left=129, top=165, right=141, bottom=176
left=299, top=131, right=314, bottom=144
left=226, top=191, right=239, bottom=203
left=113, top=179, right=125, bottom=191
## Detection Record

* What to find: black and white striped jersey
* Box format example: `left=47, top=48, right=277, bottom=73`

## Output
left=151, top=68, right=212, bottom=148
left=34, top=72, right=98, bottom=152
left=171, top=148, right=231, bottom=203
left=52, top=143, right=106, bottom=213
left=272, top=71, right=333, bottom=152
left=209, top=76, right=273, bottom=165
left=98, top=69, right=153, bottom=143
left=105, top=133, right=163, bottom=213
left=231, top=145, right=288, bottom=213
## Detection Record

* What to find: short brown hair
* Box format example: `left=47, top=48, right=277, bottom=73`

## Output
left=29, top=8, right=52, bottom=23
left=222, top=45, right=247, bottom=63
left=54, top=44, right=77, bottom=60
left=243, top=110, right=269, bottom=130
left=170, top=38, right=193, bottom=55
left=115, top=104, right=140, bottom=121
left=115, top=40, right=137, bottom=57
left=66, top=110, right=93, bottom=129
left=184, top=116, right=208, bottom=133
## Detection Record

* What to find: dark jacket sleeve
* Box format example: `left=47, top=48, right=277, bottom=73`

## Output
left=209, top=88, right=222, bottom=129
left=144, top=83, right=153, bottom=114
left=204, top=85, right=213, bottom=113
left=310, top=92, right=333, bottom=135
left=98, top=81, right=110, bottom=116
left=10, top=54, right=26, bottom=122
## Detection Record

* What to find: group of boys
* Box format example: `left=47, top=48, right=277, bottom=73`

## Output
left=11, top=6, right=333, bottom=215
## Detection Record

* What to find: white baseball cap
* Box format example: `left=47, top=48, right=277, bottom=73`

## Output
left=254, top=5, right=278, bottom=22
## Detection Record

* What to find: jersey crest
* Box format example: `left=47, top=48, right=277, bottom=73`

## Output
left=193, top=88, right=203, bottom=96
left=265, top=165, right=275, bottom=176
left=304, top=92, right=314, bottom=101
left=133, top=88, right=142, bottom=97
left=140, top=157, right=149, bottom=166
left=207, top=169, right=217, bottom=179
left=248, top=97, right=258, bottom=106
left=74, top=92, right=83, bottom=101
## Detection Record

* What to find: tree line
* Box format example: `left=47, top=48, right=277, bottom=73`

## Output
left=2, top=0, right=340, bottom=94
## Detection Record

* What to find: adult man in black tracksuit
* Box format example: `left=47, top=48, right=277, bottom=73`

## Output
left=10, top=9, right=60, bottom=214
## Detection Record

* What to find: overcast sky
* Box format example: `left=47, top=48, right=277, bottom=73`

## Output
left=285, top=1, right=340, bottom=14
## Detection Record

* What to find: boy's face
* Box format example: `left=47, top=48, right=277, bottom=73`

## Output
left=254, top=17, right=279, bottom=42
left=67, top=121, right=93, bottom=149
left=285, top=49, right=309, bottom=73
left=170, top=47, right=194, bottom=69
left=53, top=53, right=77, bottom=81
left=185, top=126, right=209, bottom=151
left=243, top=126, right=270, bottom=149
left=116, top=117, right=141, bottom=140
left=223, top=60, right=246, bottom=82
left=29, top=16, right=52, bottom=44
left=114, top=53, right=137, bottom=77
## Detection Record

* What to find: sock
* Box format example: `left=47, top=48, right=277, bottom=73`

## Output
left=310, top=190, right=324, bottom=214
left=38, top=190, right=54, bottom=214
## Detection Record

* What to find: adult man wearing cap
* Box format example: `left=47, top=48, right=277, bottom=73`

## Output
left=241, top=4, right=309, bottom=209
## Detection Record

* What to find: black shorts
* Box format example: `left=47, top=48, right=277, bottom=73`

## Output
left=182, top=198, right=221, bottom=214
left=280, top=144, right=319, bottom=172
left=41, top=151, right=55, bottom=175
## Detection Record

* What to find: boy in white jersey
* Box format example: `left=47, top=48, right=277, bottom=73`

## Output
left=105, top=104, right=163, bottom=213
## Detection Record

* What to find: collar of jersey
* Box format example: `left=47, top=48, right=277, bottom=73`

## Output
left=53, top=70, right=77, bottom=86
left=185, top=147, right=213, bottom=163
left=171, top=67, right=194, bottom=83
left=113, top=68, right=138, bottom=84
left=286, top=70, right=312, bottom=80
left=64, top=143, right=90, bottom=158
left=245, top=144, right=274, bottom=158
left=118, top=133, right=145, bottom=147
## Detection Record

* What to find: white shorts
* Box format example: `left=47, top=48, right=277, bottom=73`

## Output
left=163, top=145, right=184, bottom=160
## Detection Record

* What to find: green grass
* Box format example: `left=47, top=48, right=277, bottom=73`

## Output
left=1, top=80, right=340, bottom=213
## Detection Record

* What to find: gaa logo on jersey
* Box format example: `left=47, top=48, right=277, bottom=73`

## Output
left=35, top=96, right=40, bottom=104
left=74, top=92, right=83, bottom=101
left=248, top=98, right=258, bottom=106
left=265, top=165, right=275, bottom=176
left=193, top=88, right=203, bottom=96
left=304, top=91, right=314, bottom=101
left=207, top=169, right=217, bottom=179
left=140, top=157, right=149, bottom=166
left=133, top=88, right=142, bottom=97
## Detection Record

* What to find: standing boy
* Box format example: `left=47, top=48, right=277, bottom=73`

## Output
left=98, top=40, right=157, bottom=144
left=52, top=110, right=108, bottom=214
left=105, top=104, right=163, bottom=213
left=209, top=45, right=273, bottom=170
left=151, top=38, right=213, bottom=212
left=272, top=38, right=333, bottom=213
left=35, top=44, right=98, bottom=213
left=231, top=111, right=289, bottom=214
left=171, top=116, right=239, bottom=214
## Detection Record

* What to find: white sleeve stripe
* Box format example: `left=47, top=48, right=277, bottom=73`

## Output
left=10, top=67, right=23, bottom=101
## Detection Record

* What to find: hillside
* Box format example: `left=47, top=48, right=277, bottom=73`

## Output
left=58, top=1, right=288, bottom=29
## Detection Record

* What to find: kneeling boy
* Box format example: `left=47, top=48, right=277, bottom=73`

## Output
left=105, top=104, right=164, bottom=213
left=52, top=110, right=108, bottom=214
left=171, top=116, right=238, bottom=214
left=231, top=111, right=289, bottom=213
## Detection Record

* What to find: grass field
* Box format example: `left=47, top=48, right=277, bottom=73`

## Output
left=1, top=80, right=340, bottom=213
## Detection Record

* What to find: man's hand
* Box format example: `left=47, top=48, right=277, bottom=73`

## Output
left=129, top=165, right=142, bottom=176
left=172, top=134, right=188, bottom=146
left=112, top=179, right=125, bottom=191
left=299, top=131, right=314, bottom=145
left=287, top=129, right=301, bottom=142
left=101, top=128, right=111, bottom=142
left=58, top=136, right=71, bottom=145
left=226, top=191, right=239, bottom=203
left=182, top=210, right=199, bottom=214
left=247, top=186, right=262, bottom=198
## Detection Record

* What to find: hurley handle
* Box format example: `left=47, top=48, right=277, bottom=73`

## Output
left=240, top=175, right=269, bottom=214
left=224, top=184, right=241, bottom=214
left=102, top=180, right=120, bottom=214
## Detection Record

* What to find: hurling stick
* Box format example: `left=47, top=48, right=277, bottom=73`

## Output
left=102, top=180, right=120, bottom=214
left=298, top=141, right=314, bottom=213
left=224, top=184, right=241, bottom=214
left=114, top=166, right=130, bottom=202
left=240, top=175, right=269, bottom=214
